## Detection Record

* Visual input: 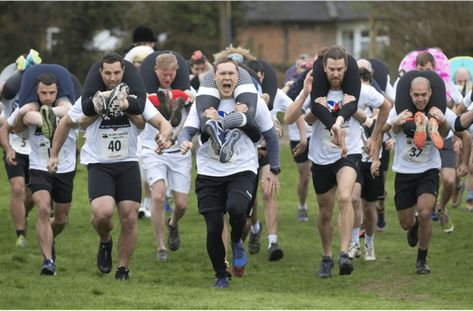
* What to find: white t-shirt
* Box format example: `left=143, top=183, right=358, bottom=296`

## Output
left=272, top=88, right=311, bottom=141
left=184, top=97, right=274, bottom=177
left=69, top=98, right=159, bottom=165
left=387, top=107, right=457, bottom=174
left=303, top=84, right=385, bottom=165
left=26, top=107, right=77, bottom=173
left=5, top=97, right=31, bottom=155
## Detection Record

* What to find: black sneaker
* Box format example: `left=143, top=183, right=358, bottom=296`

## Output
left=115, top=266, right=129, bottom=281
left=416, top=260, right=431, bottom=274
left=167, top=218, right=181, bottom=251
left=407, top=217, right=419, bottom=247
left=248, top=224, right=262, bottom=255
left=211, top=276, right=229, bottom=288
left=318, top=256, right=334, bottom=278
left=339, top=252, right=354, bottom=275
left=204, top=119, right=224, bottom=155
left=268, top=243, right=284, bottom=261
left=97, top=237, right=113, bottom=273
left=40, top=259, right=56, bottom=276
left=40, top=105, right=57, bottom=140
left=219, top=129, right=241, bottom=163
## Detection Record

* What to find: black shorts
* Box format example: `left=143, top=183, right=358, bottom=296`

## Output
left=195, top=171, right=257, bottom=216
left=290, top=138, right=310, bottom=163
left=311, top=154, right=361, bottom=195
left=439, top=137, right=456, bottom=168
left=394, top=169, right=440, bottom=211
left=29, top=169, right=75, bottom=203
left=359, top=162, right=385, bottom=202
left=3, top=152, right=29, bottom=182
left=380, top=144, right=391, bottom=172
left=87, top=161, right=141, bottom=203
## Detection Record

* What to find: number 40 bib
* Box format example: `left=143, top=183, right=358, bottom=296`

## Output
left=100, top=131, right=129, bottom=160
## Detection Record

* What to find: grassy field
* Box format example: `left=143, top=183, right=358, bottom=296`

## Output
left=0, top=142, right=472, bottom=309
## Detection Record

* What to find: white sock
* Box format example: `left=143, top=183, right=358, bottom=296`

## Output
left=268, top=234, right=277, bottom=248
left=250, top=222, right=260, bottom=234
left=351, top=227, right=360, bottom=245
left=298, top=203, right=307, bottom=210
left=365, top=234, right=374, bottom=245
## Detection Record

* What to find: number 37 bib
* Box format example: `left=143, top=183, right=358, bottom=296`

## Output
left=100, top=131, right=129, bottom=160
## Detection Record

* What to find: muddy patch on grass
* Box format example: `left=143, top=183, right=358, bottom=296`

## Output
left=359, top=273, right=429, bottom=302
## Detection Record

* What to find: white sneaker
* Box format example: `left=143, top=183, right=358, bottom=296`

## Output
left=364, top=242, right=376, bottom=261
left=347, top=242, right=361, bottom=259
left=138, top=202, right=151, bottom=219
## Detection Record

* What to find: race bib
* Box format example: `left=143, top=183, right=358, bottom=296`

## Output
left=403, top=138, right=431, bottom=163
left=37, top=138, right=51, bottom=167
left=100, top=131, right=129, bottom=160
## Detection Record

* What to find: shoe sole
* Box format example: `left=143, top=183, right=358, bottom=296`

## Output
left=205, top=122, right=223, bottom=155
left=413, top=112, right=427, bottom=149
left=429, top=118, right=444, bottom=149
left=40, top=267, right=56, bottom=276
left=339, top=263, right=354, bottom=275
left=41, top=107, right=54, bottom=140
left=220, top=130, right=241, bottom=163
left=268, top=248, right=284, bottom=261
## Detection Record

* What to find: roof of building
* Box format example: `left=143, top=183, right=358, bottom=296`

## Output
left=242, top=1, right=371, bottom=23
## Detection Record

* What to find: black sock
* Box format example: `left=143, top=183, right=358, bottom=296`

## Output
left=417, top=248, right=428, bottom=262
left=16, top=229, right=25, bottom=237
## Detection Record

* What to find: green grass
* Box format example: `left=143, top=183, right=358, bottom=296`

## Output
left=0, top=142, right=472, bottom=309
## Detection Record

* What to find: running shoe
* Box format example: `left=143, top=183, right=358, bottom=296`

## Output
left=108, top=83, right=129, bottom=117
left=428, top=117, right=444, bottom=149
left=268, top=243, right=284, bottom=261
left=203, top=119, right=224, bottom=155
left=16, top=235, right=28, bottom=248
left=156, top=249, right=168, bottom=262
left=40, top=259, right=56, bottom=276
left=40, top=105, right=57, bottom=140
left=211, top=276, right=229, bottom=288
left=364, top=242, right=376, bottom=261
left=347, top=242, right=361, bottom=259
left=166, top=218, right=180, bottom=251
left=466, top=200, right=473, bottom=212
left=248, top=223, right=262, bottom=255
left=231, top=241, right=247, bottom=277
left=298, top=207, right=309, bottom=222
left=376, top=213, right=386, bottom=232
left=413, top=111, right=427, bottom=149
left=318, top=256, right=334, bottom=279
left=339, top=252, right=354, bottom=275
left=92, top=91, right=108, bottom=116
left=416, top=260, right=431, bottom=274
left=115, top=266, right=129, bottom=281
left=97, top=237, right=113, bottom=273
left=219, top=128, right=241, bottom=163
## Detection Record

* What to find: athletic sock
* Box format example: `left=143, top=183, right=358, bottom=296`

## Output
left=268, top=234, right=277, bottom=248
left=365, top=233, right=374, bottom=245
left=351, top=227, right=360, bottom=245
left=16, top=229, right=26, bottom=237
left=250, top=222, right=260, bottom=234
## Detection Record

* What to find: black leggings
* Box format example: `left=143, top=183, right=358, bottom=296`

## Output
left=203, top=209, right=247, bottom=278
left=81, top=61, right=146, bottom=116
left=16, top=64, right=76, bottom=107
left=310, top=55, right=360, bottom=129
